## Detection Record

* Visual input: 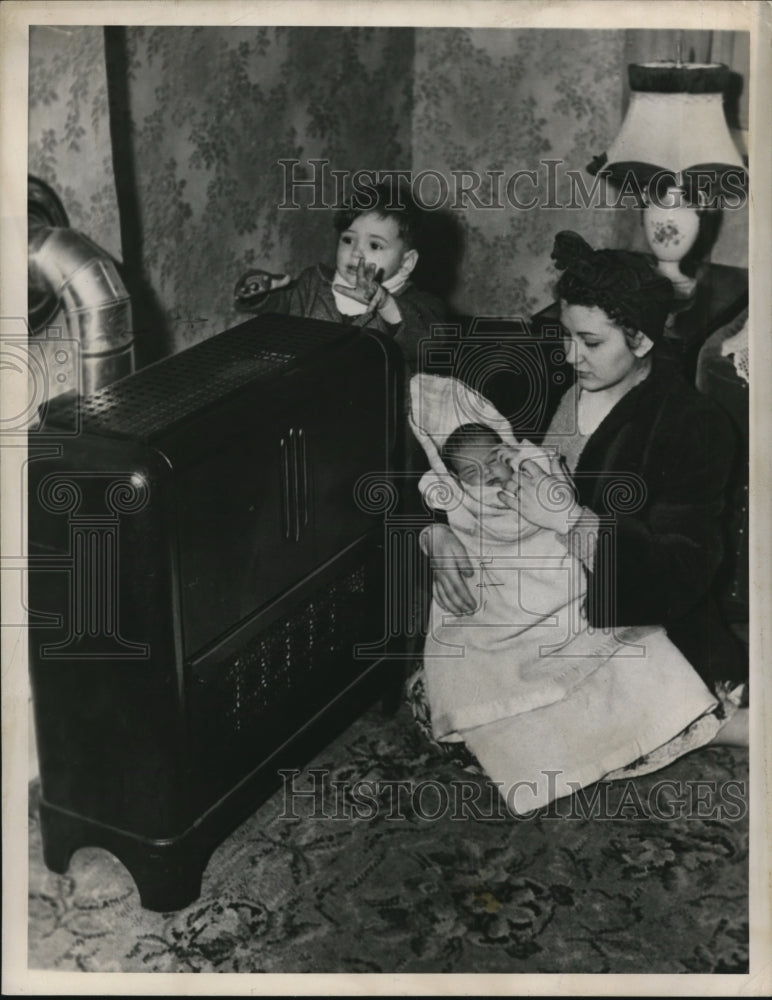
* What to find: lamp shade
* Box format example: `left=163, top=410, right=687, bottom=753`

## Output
left=588, top=62, right=747, bottom=197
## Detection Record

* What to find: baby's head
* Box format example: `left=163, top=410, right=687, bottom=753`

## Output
left=334, top=182, right=421, bottom=287
left=441, top=424, right=516, bottom=487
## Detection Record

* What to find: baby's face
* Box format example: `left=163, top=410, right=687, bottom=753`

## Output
left=453, top=442, right=518, bottom=487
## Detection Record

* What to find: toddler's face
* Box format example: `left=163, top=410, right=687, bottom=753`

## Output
left=453, top=443, right=518, bottom=488
left=336, top=212, right=410, bottom=285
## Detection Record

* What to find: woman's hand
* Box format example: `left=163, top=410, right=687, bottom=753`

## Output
left=499, top=452, right=582, bottom=534
left=334, top=261, right=402, bottom=324
left=421, top=524, right=477, bottom=616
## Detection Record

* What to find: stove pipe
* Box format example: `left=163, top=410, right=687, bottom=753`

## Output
left=28, top=224, right=135, bottom=396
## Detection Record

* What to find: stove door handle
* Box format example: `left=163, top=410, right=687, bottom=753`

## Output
left=298, top=427, right=308, bottom=531
left=280, top=434, right=292, bottom=539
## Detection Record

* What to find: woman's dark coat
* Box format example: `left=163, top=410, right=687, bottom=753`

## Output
left=570, top=350, right=746, bottom=687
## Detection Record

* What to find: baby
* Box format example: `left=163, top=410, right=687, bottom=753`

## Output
left=440, top=423, right=519, bottom=490
left=412, top=373, right=725, bottom=817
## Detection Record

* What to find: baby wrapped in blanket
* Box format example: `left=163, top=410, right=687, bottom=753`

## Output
left=410, top=374, right=719, bottom=814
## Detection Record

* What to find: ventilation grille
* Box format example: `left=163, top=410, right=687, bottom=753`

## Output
left=194, top=563, right=368, bottom=734
left=51, top=315, right=356, bottom=439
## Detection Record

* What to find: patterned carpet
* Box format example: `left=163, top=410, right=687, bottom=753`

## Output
left=28, top=703, right=749, bottom=974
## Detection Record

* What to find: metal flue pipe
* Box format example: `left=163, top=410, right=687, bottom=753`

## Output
left=28, top=225, right=135, bottom=396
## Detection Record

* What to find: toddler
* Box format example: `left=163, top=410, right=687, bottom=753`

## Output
left=234, top=181, right=446, bottom=376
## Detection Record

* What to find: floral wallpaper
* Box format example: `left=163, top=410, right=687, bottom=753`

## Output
left=28, top=26, right=121, bottom=260
left=123, top=26, right=414, bottom=351
left=411, top=28, right=635, bottom=317
left=28, top=26, right=748, bottom=355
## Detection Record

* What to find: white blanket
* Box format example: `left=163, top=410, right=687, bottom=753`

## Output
left=410, top=374, right=718, bottom=811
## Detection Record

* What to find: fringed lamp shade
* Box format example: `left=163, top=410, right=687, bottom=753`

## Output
left=588, top=61, right=747, bottom=297
left=588, top=62, right=746, bottom=198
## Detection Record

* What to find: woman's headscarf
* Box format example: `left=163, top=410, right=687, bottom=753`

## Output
left=552, top=230, right=674, bottom=343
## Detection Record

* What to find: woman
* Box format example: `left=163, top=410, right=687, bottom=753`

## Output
left=412, top=231, right=747, bottom=812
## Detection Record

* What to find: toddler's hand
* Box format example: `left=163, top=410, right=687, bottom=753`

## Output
left=334, top=260, right=383, bottom=305
left=334, top=261, right=402, bottom=324
left=234, top=269, right=291, bottom=306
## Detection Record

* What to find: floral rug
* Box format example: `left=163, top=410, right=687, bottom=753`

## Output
left=28, top=703, right=749, bottom=974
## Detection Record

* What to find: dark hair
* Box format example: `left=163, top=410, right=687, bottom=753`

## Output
left=441, top=423, right=503, bottom=473
left=552, top=231, right=674, bottom=344
left=334, top=181, right=424, bottom=249
left=556, top=271, right=641, bottom=343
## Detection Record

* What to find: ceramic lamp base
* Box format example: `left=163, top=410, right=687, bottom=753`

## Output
left=643, top=188, right=701, bottom=299
left=655, top=258, right=698, bottom=299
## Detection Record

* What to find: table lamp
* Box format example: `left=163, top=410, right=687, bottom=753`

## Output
left=588, top=61, right=747, bottom=298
